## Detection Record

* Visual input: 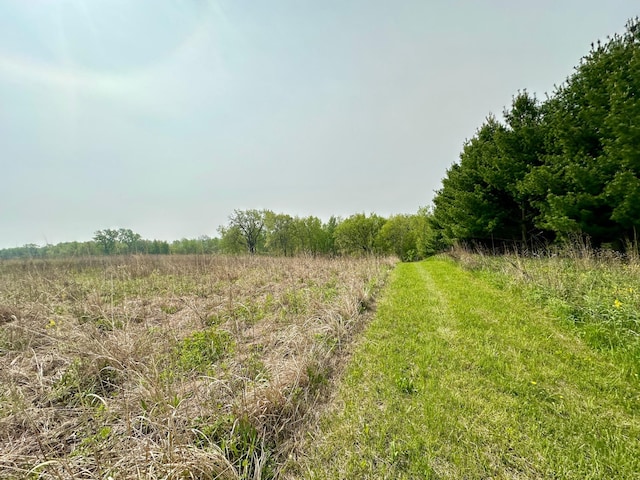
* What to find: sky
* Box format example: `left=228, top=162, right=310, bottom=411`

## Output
left=1, top=1, right=638, bottom=248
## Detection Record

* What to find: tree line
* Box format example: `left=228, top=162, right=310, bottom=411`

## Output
left=431, top=18, right=640, bottom=251
left=218, top=208, right=433, bottom=260
left=0, top=209, right=435, bottom=261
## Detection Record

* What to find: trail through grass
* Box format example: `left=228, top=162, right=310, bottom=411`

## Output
left=299, top=257, right=640, bottom=479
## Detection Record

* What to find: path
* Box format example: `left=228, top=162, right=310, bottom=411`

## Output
left=300, top=258, right=640, bottom=479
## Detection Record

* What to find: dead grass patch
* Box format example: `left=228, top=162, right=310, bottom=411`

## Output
left=0, top=254, right=394, bottom=479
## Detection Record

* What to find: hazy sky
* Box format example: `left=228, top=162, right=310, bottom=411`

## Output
left=1, top=1, right=637, bottom=248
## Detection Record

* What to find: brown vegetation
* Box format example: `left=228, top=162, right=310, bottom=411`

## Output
left=0, top=255, right=394, bottom=479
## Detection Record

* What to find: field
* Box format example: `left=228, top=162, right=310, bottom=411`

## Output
left=0, top=255, right=394, bottom=479
left=3, top=250, right=640, bottom=479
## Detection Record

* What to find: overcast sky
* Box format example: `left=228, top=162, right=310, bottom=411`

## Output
left=1, top=1, right=637, bottom=248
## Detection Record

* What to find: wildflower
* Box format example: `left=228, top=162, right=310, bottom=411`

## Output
left=614, top=299, right=622, bottom=309
left=47, top=319, right=56, bottom=328
left=530, top=381, right=537, bottom=385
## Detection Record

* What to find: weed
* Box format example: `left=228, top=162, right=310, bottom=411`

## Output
left=306, top=362, right=329, bottom=393
left=175, top=327, right=233, bottom=373
left=160, top=304, right=180, bottom=315
left=281, top=289, right=307, bottom=315
left=242, top=353, right=269, bottom=382
left=51, top=357, right=122, bottom=405
left=395, top=365, right=419, bottom=395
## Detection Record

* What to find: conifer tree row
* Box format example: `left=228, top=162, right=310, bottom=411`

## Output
left=432, top=18, right=640, bottom=250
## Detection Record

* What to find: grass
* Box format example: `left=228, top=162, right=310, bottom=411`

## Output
left=298, top=256, right=640, bottom=479
left=452, top=247, right=640, bottom=381
left=0, top=254, right=394, bottom=479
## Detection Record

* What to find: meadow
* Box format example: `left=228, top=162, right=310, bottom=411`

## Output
left=3, top=249, right=639, bottom=479
left=0, top=255, right=394, bottom=479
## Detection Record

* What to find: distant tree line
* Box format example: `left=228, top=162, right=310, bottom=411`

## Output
left=432, top=18, right=640, bottom=251
left=0, top=209, right=435, bottom=261
left=217, top=208, right=433, bottom=260
left=0, top=233, right=175, bottom=260
left=0, top=228, right=219, bottom=260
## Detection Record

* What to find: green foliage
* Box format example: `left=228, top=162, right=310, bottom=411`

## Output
left=93, top=229, right=119, bottom=255
left=377, top=215, right=417, bottom=261
left=175, top=327, right=233, bottom=373
left=218, top=225, right=247, bottom=254
left=334, top=213, right=386, bottom=256
left=193, top=414, right=275, bottom=479
left=170, top=236, right=220, bottom=254
left=433, top=18, right=640, bottom=251
left=0, top=229, right=178, bottom=259
left=265, top=212, right=296, bottom=256
left=433, top=94, right=547, bottom=249
left=226, top=209, right=267, bottom=255
left=1, top=208, right=436, bottom=260
left=262, top=212, right=338, bottom=257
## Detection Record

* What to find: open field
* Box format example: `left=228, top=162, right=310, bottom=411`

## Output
left=4, top=251, right=638, bottom=479
left=299, top=257, right=640, bottom=479
left=0, top=255, right=394, bottom=479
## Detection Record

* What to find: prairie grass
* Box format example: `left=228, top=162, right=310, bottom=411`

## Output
left=299, top=257, right=640, bottom=479
left=0, top=254, right=393, bottom=479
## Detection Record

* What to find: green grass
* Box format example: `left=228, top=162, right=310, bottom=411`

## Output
left=460, top=251, right=640, bottom=378
left=300, top=257, right=640, bottom=479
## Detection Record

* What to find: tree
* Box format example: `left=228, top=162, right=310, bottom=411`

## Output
left=295, top=216, right=327, bottom=256
left=146, top=239, right=170, bottom=254
left=117, top=228, right=142, bottom=254
left=432, top=93, right=549, bottom=250
left=413, top=207, right=438, bottom=257
left=334, top=213, right=386, bottom=255
left=265, top=212, right=295, bottom=256
left=198, top=235, right=220, bottom=254
left=321, top=216, right=340, bottom=256
left=432, top=120, right=507, bottom=246
left=522, top=18, right=640, bottom=246
left=377, top=214, right=418, bottom=261
left=496, top=92, right=547, bottom=244
left=93, top=229, right=119, bottom=255
left=218, top=225, right=246, bottom=254
left=226, top=209, right=266, bottom=254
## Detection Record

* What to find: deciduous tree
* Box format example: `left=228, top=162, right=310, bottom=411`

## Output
left=227, top=209, right=266, bottom=254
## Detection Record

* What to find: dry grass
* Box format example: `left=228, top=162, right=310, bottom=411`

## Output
left=0, top=255, right=394, bottom=479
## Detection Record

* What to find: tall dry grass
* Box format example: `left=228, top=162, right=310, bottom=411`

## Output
left=0, top=254, right=394, bottom=479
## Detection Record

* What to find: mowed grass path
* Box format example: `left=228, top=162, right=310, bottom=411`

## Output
left=300, top=258, right=640, bottom=479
